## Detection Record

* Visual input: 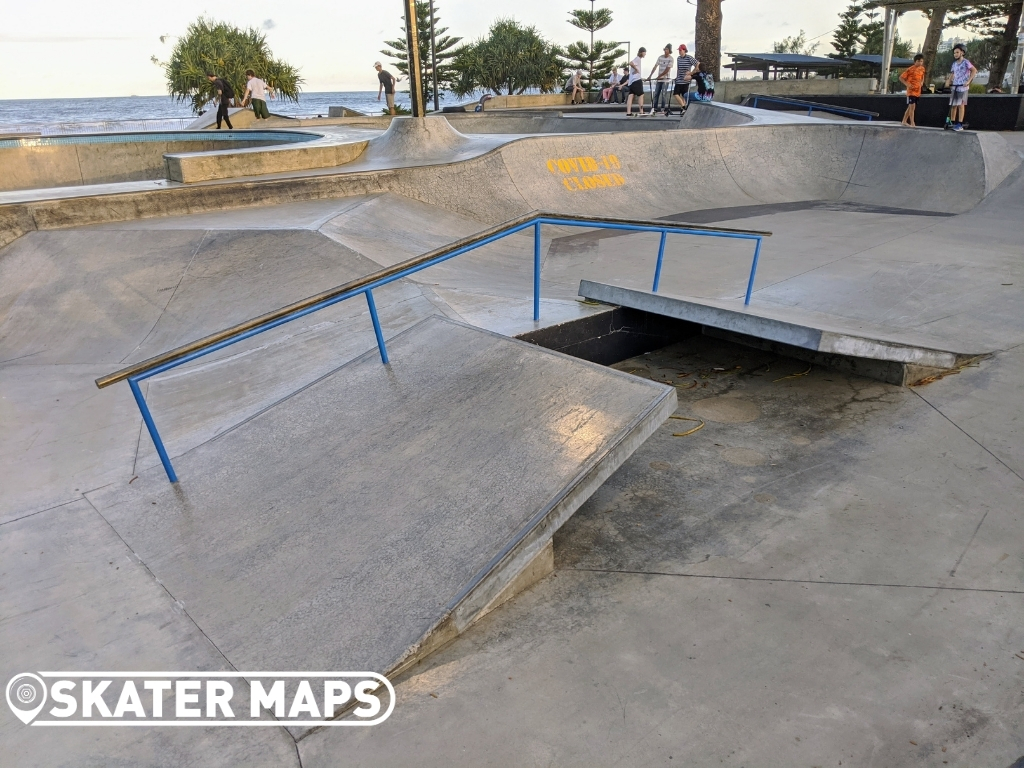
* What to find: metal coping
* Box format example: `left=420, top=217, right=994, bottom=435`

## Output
left=746, top=95, right=880, bottom=118
left=95, top=211, right=771, bottom=389
left=0, top=130, right=319, bottom=149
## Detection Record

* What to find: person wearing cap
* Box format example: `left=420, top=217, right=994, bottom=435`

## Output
left=625, top=47, right=648, bottom=116
left=944, top=43, right=977, bottom=132
left=648, top=45, right=675, bottom=115
left=375, top=62, right=399, bottom=116
left=673, top=44, right=697, bottom=113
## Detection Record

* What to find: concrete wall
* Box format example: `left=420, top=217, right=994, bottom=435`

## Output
left=165, top=140, right=369, bottom=183
left=2, top=118, right=1018, bottom=248
left=486, top=94, right=573, bottom=110
left=716, top=77, right=878, bottom=104
left=0, top=138, right=283, bottom=192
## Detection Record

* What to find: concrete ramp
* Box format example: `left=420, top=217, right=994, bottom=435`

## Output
left=579, top=280, right=982, bottom=385
left=85, top=316, right=675, bottom=679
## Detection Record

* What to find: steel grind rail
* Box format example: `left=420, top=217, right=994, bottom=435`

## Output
left=746, top=95, right=879, bottom=121
left=96, top=211, right=770, bottom=483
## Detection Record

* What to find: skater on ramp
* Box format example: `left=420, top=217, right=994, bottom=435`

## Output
left=649, top=45, right=675, bottom=115
left=625, top=47, right=647, bottom=116
left=944, top=43, right=977, bottom=132
left=672, top=44, right=697, bottom=115
left=899, top=54, right=925, bottom=127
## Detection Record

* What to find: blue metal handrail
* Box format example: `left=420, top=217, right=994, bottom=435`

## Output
left=747, top=94, right=878, bottom=121
left=96, top=210, right=770, bottom=483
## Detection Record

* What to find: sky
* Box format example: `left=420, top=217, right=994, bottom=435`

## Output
left=0, top=0, right=944, bottom=100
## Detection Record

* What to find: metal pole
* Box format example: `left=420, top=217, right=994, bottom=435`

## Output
left=403, top=0, right=425, bottom=117
left=1013, top=29, right=1024, bottom=94
left=129, top=377, right=178, bottom=483
left=429, top=0, right=439, bottom=112
left=365, top=289, right=390, bottom=364
left=533, top=222, right=542, bottom=321
left=652, top=230, right=667, bottom=292
left=879, top=7, right=897, bottom=94
left=744, top=237, right=762, bottom=306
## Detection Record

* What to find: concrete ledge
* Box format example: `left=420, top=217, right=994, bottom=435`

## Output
left=164, top=139, right=369, bottom=183
left=85, top=316, right=675, bottom=683
left=579, top=280, right=982, bottom=384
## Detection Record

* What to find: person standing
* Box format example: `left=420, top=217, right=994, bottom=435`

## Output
left=944, top=43, right=977, bottom=131
left=205, top=73, right=235, bottom=129
left=899, top=54, right=925, bottom=127
left=375, top=61, right=398, bottom=116
left=648, top=45, right=675, bottom=115
left=241, top=70, right=270, bottom=120
left=625, top=47, right=647, bottom=116
left=672, top=44, right=697, bottom=113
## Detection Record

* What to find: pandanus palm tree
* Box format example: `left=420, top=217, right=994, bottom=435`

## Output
left=155, top=17, right=303, bottom=115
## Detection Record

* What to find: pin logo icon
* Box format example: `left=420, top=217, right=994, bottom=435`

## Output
left=6, top=673, right=47, bottom=725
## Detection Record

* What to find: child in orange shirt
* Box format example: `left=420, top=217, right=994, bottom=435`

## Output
left=899, top=54, right=926, bottom=127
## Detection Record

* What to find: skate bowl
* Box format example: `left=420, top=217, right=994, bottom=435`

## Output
left=0, top=110, right=1019, bottom=244
left=0, top=130, right=319, bottom=192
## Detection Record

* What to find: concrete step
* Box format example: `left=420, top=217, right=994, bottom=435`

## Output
left=85, top=316, right=675, bottom=689
left=578, top=280, right=984, bottom=386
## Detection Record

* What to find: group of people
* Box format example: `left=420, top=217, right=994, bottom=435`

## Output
left=205, top=71, right=275, bottom=129
left=898, top=43, right=978, bottom=132
left=596, top=44, right=714, bottom=115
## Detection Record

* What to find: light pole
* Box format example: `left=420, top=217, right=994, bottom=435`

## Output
left=429, top=0, right=439, bottom=112
left=588, top=0, right=595, bottom=98
left=403, top=0, right=425, bottom=117
left=617, top=41, right=630, bottom=62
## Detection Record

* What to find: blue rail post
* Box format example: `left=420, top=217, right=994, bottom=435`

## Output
left=128, top=376, right=178, bottom=483
left=365, top=289, right=389, bottom=364
left=652, top=230, right=668, bottom=292
left=533, top=221, right=541, bottom=322
left=744, top=236, right=763, bottom=306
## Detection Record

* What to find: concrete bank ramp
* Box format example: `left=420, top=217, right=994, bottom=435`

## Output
left=580, top=280, right=982, bottom=386
left=85, top=316, right=675, bottom=679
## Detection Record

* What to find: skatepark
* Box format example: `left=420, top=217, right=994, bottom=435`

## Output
left=2, top=102, right=1023, bottom=766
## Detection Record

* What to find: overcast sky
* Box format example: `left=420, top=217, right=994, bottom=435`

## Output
left=1, top=0, right=940, bottom=100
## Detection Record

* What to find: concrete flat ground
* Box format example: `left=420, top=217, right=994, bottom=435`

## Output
left=1, top=118, right=1022, bottom=766
left=303, top=337, right=1023, bottom=768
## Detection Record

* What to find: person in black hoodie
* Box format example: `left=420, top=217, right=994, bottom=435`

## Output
left=205, top=73, right=235, bottom=129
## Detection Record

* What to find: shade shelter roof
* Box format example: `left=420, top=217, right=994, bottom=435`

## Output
left=725, top=53, right=852, bottom=70
left=847, top=54, right=916, bottom=68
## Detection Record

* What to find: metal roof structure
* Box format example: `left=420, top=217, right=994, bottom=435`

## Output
left=866, top=0, right=963, bottom=10
left=724, top=53, right=850, bottom=81
left=847, top=54, right=916, bottom=68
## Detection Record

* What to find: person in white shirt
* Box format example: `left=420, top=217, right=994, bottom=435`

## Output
left=625, top=47, right=647, bottom=116
left=242, top=70, right=270, bottom=120
left=648, top=45, right=674, bottom=115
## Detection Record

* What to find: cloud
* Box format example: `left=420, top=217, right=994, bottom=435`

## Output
left=262, top=19, right=276, bottom=30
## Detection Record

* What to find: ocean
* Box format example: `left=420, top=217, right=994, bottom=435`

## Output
left=0, top=91, right=444, bottom=134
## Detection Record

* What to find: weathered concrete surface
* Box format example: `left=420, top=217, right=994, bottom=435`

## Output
left=165, top=138, right=369, bottom=183
left=579, top=279, right=980, bottom=381
left=299, top=337, right=1024, bottom=768
left=85, top=317, right=674, bottom=678
left=0, top=133, right=305, bottom=192
left=0, top=499, right=298, bottom=766
left=3, top=112, right=1017, bottom=247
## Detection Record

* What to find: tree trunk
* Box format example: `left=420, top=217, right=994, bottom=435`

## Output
left=988, top=2, right=1023, bottom=91
left=922, top=9, right=947, bottom=84
left=695, top=0, right=724, bottom=82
